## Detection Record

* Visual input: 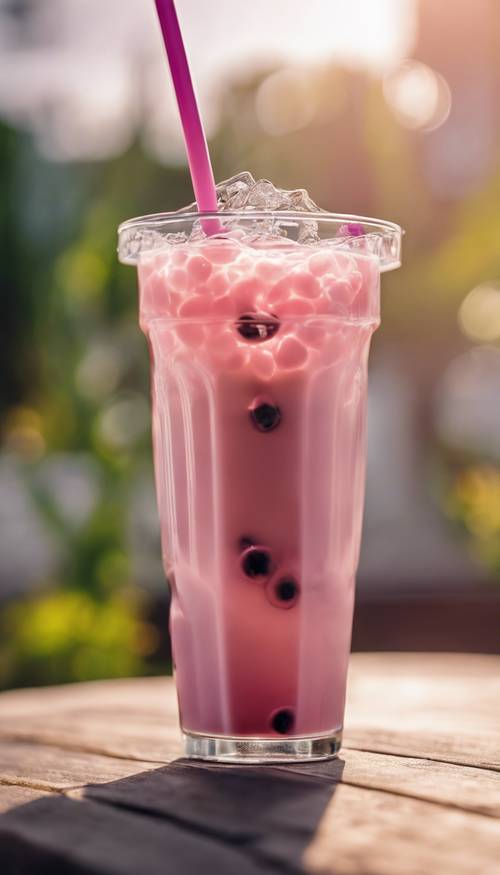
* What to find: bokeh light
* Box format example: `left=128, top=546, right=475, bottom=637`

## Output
left=76, top=343, right=125, bottom=401
left=97, top=393, right=150, bottom=450
left=458, top=281, right=500, bottom=343
left=3, top=407, right=46, bottom=461
left=434, top=346, right=500, bottom=460
left=383, top=59, right=451, bottom=131
left=255, top=68, right=318, bottom=136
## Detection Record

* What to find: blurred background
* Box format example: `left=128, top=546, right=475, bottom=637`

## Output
left=1, top=0, right=499, bottom=691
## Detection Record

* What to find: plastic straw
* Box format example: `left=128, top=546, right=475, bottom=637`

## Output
left=154, top=0, right=218, bottom=216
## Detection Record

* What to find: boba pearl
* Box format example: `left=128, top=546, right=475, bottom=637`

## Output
left=282, top=297, right=315, bottom=316
left=178, top=296, right=210, bottom=319
left=265, top=574, right=299, bottom=609
left=211, top=293, right=235, bottom=319
left=186, top=254, right=212, bottom=285
left=251, top=350, right=275, bottom=380
left=270, top=708, right=295, bottom=734
left=236, top=313, right=280, bottom=342
left=323, top=278, right=356, bottom=311
left=308, top=250, right=336, bottom=277
left=214, top=330, right=245, bottom=370
left=169, top=268, right=188, bottom=292
left=208, top=272, right=230, bottom=297
left=275, top=577, right=298, bottom=603
left=292, top=271, right=321, bottom=299
left=232, top=278, right=261, bottom=312
left=225, top=349, right=246, bottom=370
left=241, top=545, right=273, bottom=579
left=276, top=336, right=308, bottom=370
left=268, top=278, right=291, bottom=307
left=213, top=328, right=237, bottom=354
left=249, top=396, right=281, bottom=432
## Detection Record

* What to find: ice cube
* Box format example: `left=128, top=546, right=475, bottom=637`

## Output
left=216, top=173, right=321, bottom=213
left=246, top=180, right=287, bottom=210
left=177, top=172, right=322, bottom=215
left=287, top=188, right=320, bottom=212
left=175, top=172, right=323, bottom=243
left=218, top=171, right=256, bottom=210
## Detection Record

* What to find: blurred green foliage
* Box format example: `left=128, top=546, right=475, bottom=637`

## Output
left=0, top=590, right=157, bottom=688
left=0, top=122, right=188, bottom=688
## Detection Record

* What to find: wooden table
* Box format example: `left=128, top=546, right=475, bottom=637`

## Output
left=0, top=653, right=499, bottom=874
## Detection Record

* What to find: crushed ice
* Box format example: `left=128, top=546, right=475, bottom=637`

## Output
left=176, top=172, right=324, bottom=244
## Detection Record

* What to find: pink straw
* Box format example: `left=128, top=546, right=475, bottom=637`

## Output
left=154, top=0, right=218, bottom=215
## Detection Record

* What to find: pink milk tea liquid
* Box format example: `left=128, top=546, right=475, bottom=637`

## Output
left=138, top=234, right=379, bottom=738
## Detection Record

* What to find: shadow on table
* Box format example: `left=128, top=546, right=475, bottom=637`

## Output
left=0, top=757, right=344, bottom=874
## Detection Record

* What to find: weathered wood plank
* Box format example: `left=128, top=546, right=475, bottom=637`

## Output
left=2, top=657, right=499, bottom=771
left=3, top=737, right=498, bottom=820
left=303, top=783, right=500, bottom=875
left=0, top=741, right=163, bottom=791
left=2, top=711, right=498, bottom=775
left=0, top=677, right=181, bottom=762
left=345, top=653, right=500, bottom=735
left=343, top=728, right=500, bottom=771
left=3, top=765, right=498, bottom=875
left=278, top=748, right=500, bottom=817
left=0, top=654, right=499, bottom=875
left=0, top=677, right=176, bottom=719
left=0, top=717, right=182, bottom=764
left=17, top=763, right=500, bottom=875
left=343, top=652, right=500, bottom=770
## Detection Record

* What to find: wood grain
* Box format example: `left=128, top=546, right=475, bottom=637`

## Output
left=303, top=783, right=500, bottom=875
left=0, top=653, right=499, bottom=874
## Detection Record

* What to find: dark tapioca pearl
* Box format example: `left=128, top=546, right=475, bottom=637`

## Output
left=236, top=312, right=280, bottom=342
left=249, top=400, right=281, bottom=433
left=271, top=708, right=295, bottom=735
left=275, top=578, right=298, bottom=602
left=266, top=575, right=299, bottom=609
left=241, top=545, right=272, bottom=579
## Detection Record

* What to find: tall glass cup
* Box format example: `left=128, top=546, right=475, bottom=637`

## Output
left=118, top=211, right=402, bottom=763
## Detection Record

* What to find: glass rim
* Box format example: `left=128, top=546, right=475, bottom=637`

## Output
left=118, top=209, right=403, bottom=270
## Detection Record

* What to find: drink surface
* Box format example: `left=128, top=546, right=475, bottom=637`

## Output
left=138, top=234, right=380, bottom=737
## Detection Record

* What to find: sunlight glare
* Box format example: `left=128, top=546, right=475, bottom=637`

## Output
left=383, top=60, right=451, bottom=132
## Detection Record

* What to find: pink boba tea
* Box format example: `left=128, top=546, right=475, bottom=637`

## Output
left=119, top=176, right=402, bottom=763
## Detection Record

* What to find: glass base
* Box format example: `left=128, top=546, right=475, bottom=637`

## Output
left=183, top=729, right=342, bottom=764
